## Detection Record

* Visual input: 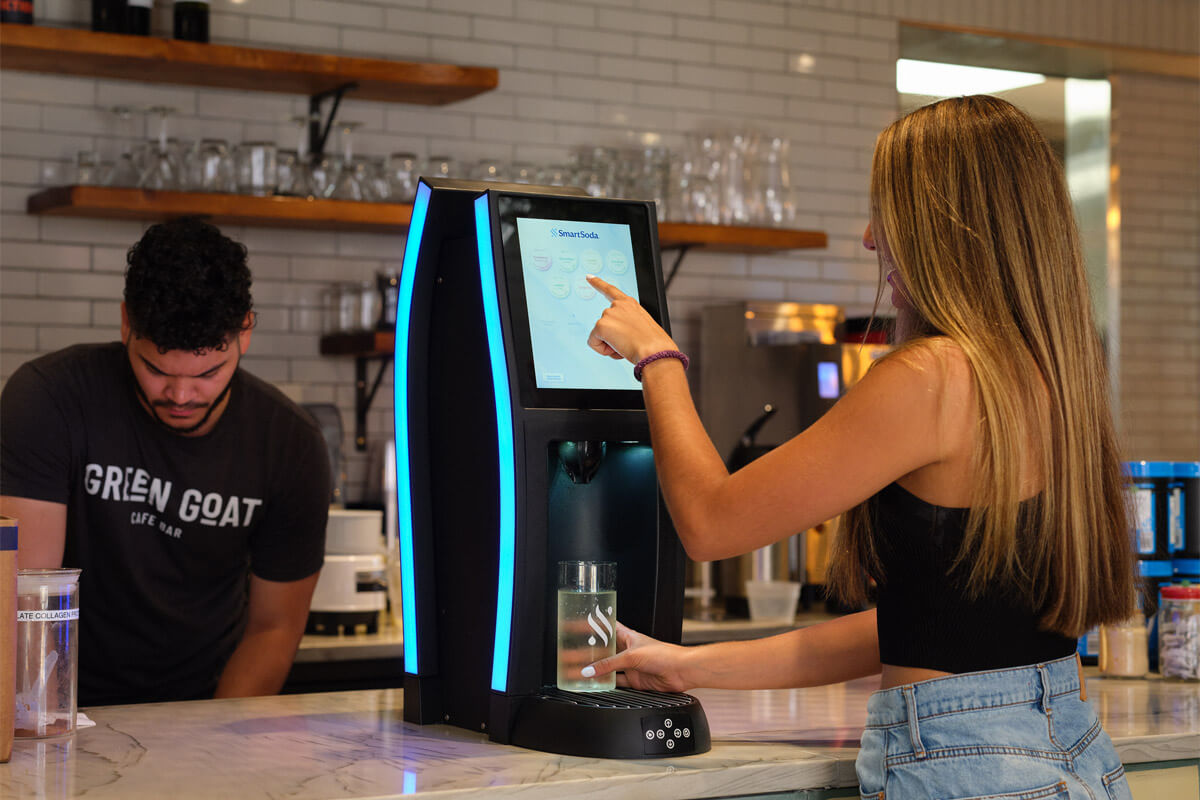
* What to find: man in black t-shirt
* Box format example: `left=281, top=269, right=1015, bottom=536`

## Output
left=0, top=219, right=330, bottom=706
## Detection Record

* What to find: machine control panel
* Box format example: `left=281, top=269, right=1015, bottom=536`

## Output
left=640, top=713, right=696, bottom=755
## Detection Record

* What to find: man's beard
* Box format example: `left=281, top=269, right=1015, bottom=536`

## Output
left=137, top=379, right=234, bottom=435
left=126, top=341, right=238, bottom=436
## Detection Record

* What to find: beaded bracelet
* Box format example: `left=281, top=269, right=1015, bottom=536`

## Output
left=633, top=350, right=689, bottom=382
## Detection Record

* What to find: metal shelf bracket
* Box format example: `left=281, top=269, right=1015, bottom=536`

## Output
left=662, top=243, right=694, bottom=290
left=353, top=352, right=391, bottom=451
left=309, top=82, right=359, bottom=158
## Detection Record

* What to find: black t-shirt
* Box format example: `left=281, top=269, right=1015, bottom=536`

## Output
left=1, top=342, right=330, bottom=706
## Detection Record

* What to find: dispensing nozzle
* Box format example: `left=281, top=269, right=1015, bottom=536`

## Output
left=559, top=441, right=605, bottom=484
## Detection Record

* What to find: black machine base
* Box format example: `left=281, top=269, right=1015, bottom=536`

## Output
left=507, top=687, right=711, bottom=759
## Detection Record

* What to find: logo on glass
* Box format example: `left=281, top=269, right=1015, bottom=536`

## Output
left=587, top=603, right=614, bottom=646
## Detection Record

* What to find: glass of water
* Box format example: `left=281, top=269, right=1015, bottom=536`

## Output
left=557, top=560, right=616, bottom=692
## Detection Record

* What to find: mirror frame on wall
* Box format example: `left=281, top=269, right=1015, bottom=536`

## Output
left=896, top=22, right=1199, bottom=411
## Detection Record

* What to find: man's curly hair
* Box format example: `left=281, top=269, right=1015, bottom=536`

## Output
left=124, top=218, right=254, bottom=354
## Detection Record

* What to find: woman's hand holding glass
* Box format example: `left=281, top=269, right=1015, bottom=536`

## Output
left=581, top=622, right=695, bottom=693
left=585, top=275, right=678, bottom=365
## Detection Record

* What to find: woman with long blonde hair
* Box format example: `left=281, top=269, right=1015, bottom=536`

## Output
left=582, top=96, right=1136, bottom=797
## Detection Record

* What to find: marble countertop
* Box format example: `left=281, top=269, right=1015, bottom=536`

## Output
left=5, top=674, right=1197, bottom=800
left=294, top=614, right=833, bottom=663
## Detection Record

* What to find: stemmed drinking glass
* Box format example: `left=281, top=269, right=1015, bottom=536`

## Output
left=277, top=114, right=317, bottom=198
left=328, top=120, right=366, bottom=201
left=138, top=106, right=179, bottom=191
left=755, top=136, right=794, bottom=227
left=719, top=130, right=757, bottom=225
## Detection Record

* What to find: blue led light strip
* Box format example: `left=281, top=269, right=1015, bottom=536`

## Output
left=474, top=193, right=517, bottom=694
left=396, top=181, right=432, bottom=675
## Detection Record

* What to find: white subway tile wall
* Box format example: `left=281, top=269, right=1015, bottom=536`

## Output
left=1111, top=73, right=1200, bottom=461
left=1, top=0, right=1197, bottom=498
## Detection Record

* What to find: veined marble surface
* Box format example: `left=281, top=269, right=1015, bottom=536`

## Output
left=4, top=675, right=1197, bottom=800
left=293, top=614, right=835, bottom=663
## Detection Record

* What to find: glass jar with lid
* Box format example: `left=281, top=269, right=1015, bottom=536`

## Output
left=1158, top=584, right=1200, bottom=680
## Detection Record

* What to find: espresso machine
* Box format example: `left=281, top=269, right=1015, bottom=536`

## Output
left=394, top=178, right=710, bottom=758
left=697, top=303, right=863, bottom=616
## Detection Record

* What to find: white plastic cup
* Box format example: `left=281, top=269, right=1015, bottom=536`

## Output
left=745, top=579, right=800, bottom=623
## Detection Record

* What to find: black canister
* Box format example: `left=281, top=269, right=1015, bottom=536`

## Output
left=173, top=0, right=209, bottom=42
left=0, top=0, right=33, bottom=24
left=91, top=0, right=127, bottom=32
left=126, top=0, right=151, bottom=35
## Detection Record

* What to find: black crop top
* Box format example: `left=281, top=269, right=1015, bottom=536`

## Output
left=870, top=482, right=1075, bottom=673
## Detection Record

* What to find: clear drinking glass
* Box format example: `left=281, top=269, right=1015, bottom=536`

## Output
left=328, top=121, right=365, bottom=201
left=537, top=164, right=569, bottom=187
left=675, top=133, right=721, bottom=224
left=325, top=281, right=373, bottom=332
left=510, top=161, right=536, bottom=184
left=106, top=105, right=143, bottom=188
left=309, top=154, right=338, bottom=199
left=73, top=151, right=109, bottom=186
left=572, top=146, right=618, bottom=198
left=385, top=151, right=419, bottom=202
left=471, top=157, right=509, bottom=182
left=427, top=155, right=455, bottom=180
left=754, top=135, right=794, bottom=227
left=235, top=142, right=278, bottom=196
left=190, top=138, right=236, bottom=193
left=556, top=560, right=617, bottom=692
left=138, top=106, right=180, bottom=190
left=275, top=149, right=301, bottom=196
left=632, top=145, right=670, bottom=215
left=281, top=113, right=318, bottom=198
left=719, top=130, right=757, bottom=225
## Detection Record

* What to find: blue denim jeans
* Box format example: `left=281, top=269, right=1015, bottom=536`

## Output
left=856, top=655, right=1133, bottom=799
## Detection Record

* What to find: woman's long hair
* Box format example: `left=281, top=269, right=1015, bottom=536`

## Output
left=828, top=96, right=1135, bottom=637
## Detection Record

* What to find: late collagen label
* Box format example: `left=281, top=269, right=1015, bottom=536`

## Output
left=17, top=609, right=79, bottom=622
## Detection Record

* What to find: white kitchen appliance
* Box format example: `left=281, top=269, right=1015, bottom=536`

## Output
left=306, top=509, right=387, bottom=635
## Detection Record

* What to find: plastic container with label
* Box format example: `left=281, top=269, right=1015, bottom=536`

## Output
left=1127, top=461, right=1172, bottom=563
left=1158, top=584, right=1200, bottom=681
left=14, top=569, right=80, bottom=739
left=1172, top=461, right=1199, bottom=579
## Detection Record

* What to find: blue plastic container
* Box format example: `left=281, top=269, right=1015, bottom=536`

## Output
left=1127, top=461, right=1173, bottom=562
left=1171, top=461, right=1199, bottom=578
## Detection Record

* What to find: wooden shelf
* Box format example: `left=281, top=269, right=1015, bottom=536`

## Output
left=658, top=221, right=825, bottom=252
left=28, top=186, right=414, bottom=233
left=0, top=23, right=497, bottom=104
left=319, top=331, right=394, bottom=358
left=28, top=186, right=827, bottom=252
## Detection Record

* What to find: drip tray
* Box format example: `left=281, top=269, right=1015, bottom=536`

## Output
left=538, top=687, right=699, bottom=709
left=508, top=686, right=711, bottom=759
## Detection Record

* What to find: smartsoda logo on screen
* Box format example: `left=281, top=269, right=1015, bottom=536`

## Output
left=550, top=227, right=599, bottom=239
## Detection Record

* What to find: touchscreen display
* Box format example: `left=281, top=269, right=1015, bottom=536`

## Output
left=515, top=216, right=642, bottom=391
